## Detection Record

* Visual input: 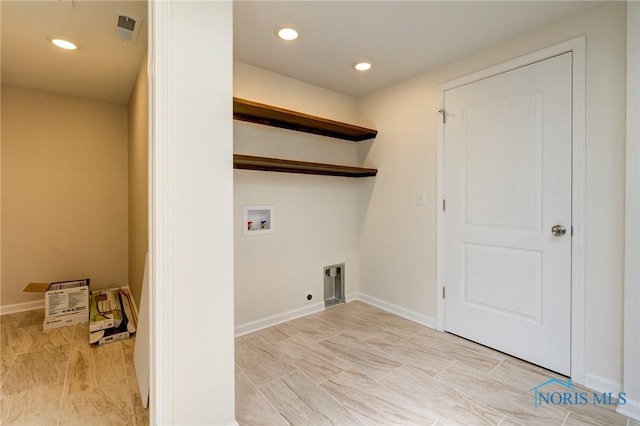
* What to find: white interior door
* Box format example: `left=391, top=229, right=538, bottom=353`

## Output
left=443, top=53, right=572, bottom=375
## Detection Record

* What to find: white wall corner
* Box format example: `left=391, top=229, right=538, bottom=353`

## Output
left=351, top=292, right=437, bottom=329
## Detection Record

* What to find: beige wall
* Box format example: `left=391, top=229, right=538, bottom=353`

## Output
left=1, top=85, right=128, bottom=307
left=127, top=56, right=148, bottom=306
left=234, top=62, right=361, bottom=125
left=234, top=62, right=362, bottom=327
left=357, top=2, right=626, bottom=388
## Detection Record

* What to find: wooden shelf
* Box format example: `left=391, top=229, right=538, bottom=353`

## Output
left=233, top=98, right=378, bottom=142
left=234, top=155, right=377, bottom=178
left=232, top=98, right=378, bottom=178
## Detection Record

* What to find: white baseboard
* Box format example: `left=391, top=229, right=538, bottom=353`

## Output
left=234, top=301, right=325, bottom=337
left=584, top=372, right=623, bottom=394
left=617, top=397, right=640, bottom=421
left=0, top=300, right=44, bottom=316
left=235, top=292, right=436, bottom=337
left=344, top=291, right=359, bottom=304
left=584, top=374, right=640, bottom=419
left=348, top=292, right=436, bottom=329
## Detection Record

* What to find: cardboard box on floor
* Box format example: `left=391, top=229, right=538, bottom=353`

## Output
left=89, top=286, right=138, bottom=346
left=23, top=279, right=90, bottom=330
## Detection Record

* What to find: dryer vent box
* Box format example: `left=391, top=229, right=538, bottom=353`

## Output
left=324, top=264, right=345, bottom=308
left=115, top=12, right=141, bottom=42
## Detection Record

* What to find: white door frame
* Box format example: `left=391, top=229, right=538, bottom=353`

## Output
left=436, top=37, right=586, bottom=384
left=620, top=1, right=640, bottom=419
left=148, top=1, right=171, bottom=423
left=149, top=2, right=237, bottom=424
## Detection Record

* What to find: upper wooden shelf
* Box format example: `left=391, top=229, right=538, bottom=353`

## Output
left=233, top=98, right=378, bottom=142
left=234, top=155, right=378, bottom=178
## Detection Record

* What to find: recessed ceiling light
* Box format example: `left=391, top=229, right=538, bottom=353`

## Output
left=50, top=38, right=78, bottom=50
left=276, top=27, right=299, bottom=41
left=353, top=61, right=373, bottom=72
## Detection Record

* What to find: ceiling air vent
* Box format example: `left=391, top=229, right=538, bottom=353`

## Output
left=115, top=12, right=141, bottom=42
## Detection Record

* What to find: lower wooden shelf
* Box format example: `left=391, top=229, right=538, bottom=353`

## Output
left=233, top=154, right=377, bottom=178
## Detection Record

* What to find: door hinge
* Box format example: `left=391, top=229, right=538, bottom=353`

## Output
left=442, top=199, right=446, bottom=211
left=571, top=226, right=574, bottom=236
left=438, top=109, right=446, bottom=124
left=442, top=287, right=445, bottom=299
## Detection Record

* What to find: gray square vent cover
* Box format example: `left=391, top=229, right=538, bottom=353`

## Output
left=115, top=12, right=141, bottom=42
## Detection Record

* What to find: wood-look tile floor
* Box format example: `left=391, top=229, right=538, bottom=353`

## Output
left=236, top=301, right=636, bottom=426
left=0, top=309, right=148, bottom=425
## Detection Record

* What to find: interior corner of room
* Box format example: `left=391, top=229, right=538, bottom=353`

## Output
left=1, top=71, right=148, bottom=312
left=0, top=63, right=149, bottom=313
left=234, top=0, right=637, bottom=411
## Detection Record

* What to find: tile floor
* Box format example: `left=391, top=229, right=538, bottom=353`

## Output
left=0, top=309, right=148, bottom=425
left=236, top=301, right=636, bottom=426
left=3, top=303, right=635, bottom=425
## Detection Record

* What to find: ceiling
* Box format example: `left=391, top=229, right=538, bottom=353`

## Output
left=1, top=1, right=602, bottom=103
left=1, top=1, right=147, bottom=104
left=234, top=1, right=601, bottom=97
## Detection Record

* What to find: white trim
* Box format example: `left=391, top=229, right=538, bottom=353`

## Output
left=584, top=373, right=622, bottom=395
left=351, top=292, right=437, bottom=329
left=152, top=3, right=235, bottom=423
left=0, top=300, right=44, bottom=316
left=149, top=0, right=171, bottom=424
left=345, top=291, right=359, bottom=302
left=436, top=37, right=586, bottom=384
left=235, top=291, right=437, bottom=337
left=621, top=2, right=640, bottom=422
left=0, top=72, right=2, bottom=320
left=616, top=399, right=640, bottom=422
left=436, top=84, right=445, bottom=332
left=569, top=36, right=587, bottom=388
left=235, top=302, right=325, bottom=337
left=583, top=373, right=639, bottom=419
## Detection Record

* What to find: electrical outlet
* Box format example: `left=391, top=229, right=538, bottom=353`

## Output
left=304, top=291, right=314, bottom=303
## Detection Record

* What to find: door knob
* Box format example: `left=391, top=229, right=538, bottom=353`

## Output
left=551, top=225, right=566, bottom=237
